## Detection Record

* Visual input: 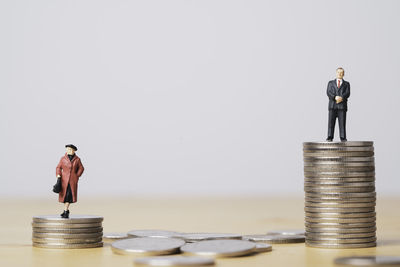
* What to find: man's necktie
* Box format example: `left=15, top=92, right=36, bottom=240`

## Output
left=338, top=80, right=341, bottom=88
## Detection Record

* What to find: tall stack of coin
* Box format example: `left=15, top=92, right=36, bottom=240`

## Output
left=303, top=141, right=376, bottom=248
left=32, top=215, right=103, bottom=248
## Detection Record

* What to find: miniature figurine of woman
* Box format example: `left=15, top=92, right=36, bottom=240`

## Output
left=56, top=144, right=85, bottom=218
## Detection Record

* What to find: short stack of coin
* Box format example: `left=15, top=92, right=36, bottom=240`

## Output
left=32, top=215, right=104, bottom=248
left=303, top=141, right=376, bottom=248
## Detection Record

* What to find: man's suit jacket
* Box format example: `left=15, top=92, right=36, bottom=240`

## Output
left=327, top=79, right=350, bottom=111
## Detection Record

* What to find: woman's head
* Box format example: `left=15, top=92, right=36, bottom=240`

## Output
left=65, top=144, right=77, bottom=155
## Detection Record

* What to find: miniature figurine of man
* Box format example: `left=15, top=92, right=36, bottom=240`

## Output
left=326, top=67, right=350, bottom=142
left=56, top=144, right=84, bottom=218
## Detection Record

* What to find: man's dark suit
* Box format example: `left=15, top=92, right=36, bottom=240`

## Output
left=327, top=79, right=350, bottom=140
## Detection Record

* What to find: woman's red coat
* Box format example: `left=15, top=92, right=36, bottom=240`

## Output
left=56, top=154, right=84, bottom=203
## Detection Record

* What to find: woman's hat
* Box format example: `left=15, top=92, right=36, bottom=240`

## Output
left=65, top=144, right=78, bottom=151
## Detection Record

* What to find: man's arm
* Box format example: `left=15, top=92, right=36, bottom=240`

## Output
left=342, top=82, right=350, bottom=100
left=327, top=81, right=336, bottom=100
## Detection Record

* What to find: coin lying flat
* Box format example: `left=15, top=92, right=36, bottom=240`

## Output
left=305, top=192, right=376, bottom=198
left=242, top=234, right=305, bottom=244
left=177, top=233, right=242, bottom=242
left=305, top=177, right=375, bottom=183
left=305, top=196, right=376, bottom=203
left=306, top=236, right=376, bottom=244
left=303, top=152, right=375, bottom=157
left=33, top=232, right=103, bottom=239
left=303, top=141, right=373, bottom=147
left=305, top=222, right=376, bottom=228
left=103, top=232, right=131, bottom=242
left=305, top=241, right=376, bottom=248
left=181, top=240, right=256, bottom=258
left=305, top=226, right=376, bottom=234
left=32, top=215, right=103, bottom=224
left=304, top=182, right=375, bottom=187
left=254, top=243, right=273, bottom=253
left=305, top=217, right=375, bottom=224
left=128, top=230, right=182, bottom=239
left=32, top=222, right=102, bottom=228
left=304, top=156, right=375, bottom=162
left=134, top=256, right=215, bottom=266
left=306, top=232, right=376, bottom=239
left=304, top=171, right=375, bottom=178
left=334, top=256, right=400, bottom=266
left=32, top=227, right=103, bottom=233
left=32, top=237, right=103, bottom=244
left=305, top=212, right=376, bottom=218
left=305, top=202, right=375, bottom=208
left=305, top=207, right=375, bottom=213
left=111, top=237, right=185, bottom=256
left=32, top=242, right=103, bottom=249
left=267, top=230, right=305, bottom=236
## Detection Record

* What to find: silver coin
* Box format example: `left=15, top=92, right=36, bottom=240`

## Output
left=305, top=217, right=375, bottom=224
left=306, top=236, right=377, bottom=244
left=334, top=256, right=400, bottom=266
left=128, top=230, right=182, bottom=239
left=304, top=171, right=375, bottom=178
left=303, top=147, right=374, bottom=152
left=32, top=242, right=103, bottom=249
left=134, top=256, right=215, bottom=266
left=32, top=222, right=102, bottom=228
left=32, top=215, right=103, bottom=224
left=304, top=156, right=375, bottom=162
left=304, top=187, right=375, bottom=193
left=305, top=207, right=375, bottom=214
left=305, top=221, right=376, bottom=228
left=32, top=236, right=103, bottom=244
left=305, top=192, right=376, bottom=198
left=303, top=150, right=375, bottom=157
left=305, top=177, right=375, bottom=183
left=305, top=197, right=376, bottom=203
left=305, top=212, right=376, bottom=218
left=267, top=230, right=305, bottom=236
left=306, top=232, right=376, bottom=239
left=242, top=234, right=305, bottom=244
left=304, top=167, right=375, bottom=172
left=304, top=162, right=375, bottom=167
left=305, top=202, right=375, bottom=208
left=306, top=226, right=376, bottom=234
left=304, top=182, right=375, bottom=187
left=32, top=227, right=103, bottom=233
left=111, top=237, right=185, bottom=256
left=103, top=232, right=131, bottom=242
left=177, top=233, right=242, bottom=242
left=33, top=232, right=103, bottom=239
left=303, top=141, right=373, bottom=147
left=181, top=239, right=256, bottom=258
left=254, top=243, right=273, bottom=253
left=305, top=241, right=376, bottom=248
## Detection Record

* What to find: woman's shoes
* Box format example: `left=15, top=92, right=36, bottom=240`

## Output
left=60, top=210, right=70, bottom=218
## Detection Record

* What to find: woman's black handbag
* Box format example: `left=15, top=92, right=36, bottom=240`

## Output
left=53, top=178, right=62, bottom=193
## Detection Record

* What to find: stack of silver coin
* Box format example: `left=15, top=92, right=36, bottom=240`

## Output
left=32, top=215, right=104, bottom=248
left=303, top=141, right=376, bottom=248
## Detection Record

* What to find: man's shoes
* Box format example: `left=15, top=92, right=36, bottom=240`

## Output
left=341, top=139, right=347, bottom=142
left=326, top=138, right=333, bottom=142
left=61, top=210, right=70, bottom=219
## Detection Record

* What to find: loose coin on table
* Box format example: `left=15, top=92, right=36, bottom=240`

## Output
left=112, top=237, right=185, bottom=256
left=181, top=240, right=256, bottom=258
left=128, top=230, right=182, bottom=239
left=242, top=234, right=305, bottom=244
left=178, top=233, right=242, bottom=242
left=134, top=256, right=215, bottom=266
left=267, top=229, right=305, bottom=236
left=254, top=243, right=273, bottom=253
left=334, top=256, right=400, bottom=266
left=103, top=232, right=131, bottom=242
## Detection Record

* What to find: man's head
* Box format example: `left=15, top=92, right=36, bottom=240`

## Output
left=336, top=67, right=345, bottom=79
left=65, top=144, right=77, bottom=155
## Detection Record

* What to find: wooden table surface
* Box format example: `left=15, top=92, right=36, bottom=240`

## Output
left=1, top=196, right=399, bottom=267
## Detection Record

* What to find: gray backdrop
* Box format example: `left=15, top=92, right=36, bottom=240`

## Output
left=1, top=0, right=399, bottom=197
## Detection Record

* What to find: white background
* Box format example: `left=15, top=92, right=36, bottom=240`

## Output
left=1, top=0, right=399, bottom=197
